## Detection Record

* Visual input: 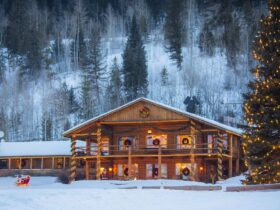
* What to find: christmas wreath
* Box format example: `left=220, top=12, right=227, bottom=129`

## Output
left=182, top=167, right=190, bottom=176
left=153, top=168, right=158, bottom=176
left=152, top=138, right=160, bottom=145
left=124, top=139, right=132, bottom=146
left=124, top=167, right=129, bottom=176
left=182, top=137, right=190, bottom=145
left=139, top=106, right=150, bottom=118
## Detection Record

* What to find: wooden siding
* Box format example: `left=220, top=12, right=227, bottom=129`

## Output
left=102, top=101, right=188, bottom=122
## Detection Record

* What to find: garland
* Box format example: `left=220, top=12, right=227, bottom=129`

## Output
left=151, top=125, right=188, bottom=133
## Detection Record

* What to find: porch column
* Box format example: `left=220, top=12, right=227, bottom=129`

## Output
left=217, top=133, right=223, bottom=181
left=158, top=145, right=162, bottom=179
left=229, top=134, right=233, bottom=177
left=52, top=157, right=55, bottom=169
left=30, top=158, right=33, bottom=169
left=128, top=146, right=132, bottom=178
left=69, top=135, right=77, bottom=182
left=8, top=158, right=11, bottom=170
left=96, top=124, right=102, bottom=180
left=190, top=121, right=196, bottom=181
left=85, top=139, right=91, bottom=180
left=236, top=137, right=240, bottom=175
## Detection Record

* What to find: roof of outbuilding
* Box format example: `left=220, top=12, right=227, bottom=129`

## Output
left=0, top=140, right=85, bottom=157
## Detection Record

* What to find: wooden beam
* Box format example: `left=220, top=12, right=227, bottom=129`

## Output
left=128, top=146, right=132, bottom=178
left=52, top=157, right=55, bottom=169
left=41, top=157, right=44, bottom=169
left=158, top=145, right=162, bottom=179
left=96, top=124, right=102, bottom=180
left=69, top=136, right=77, bottom=182
left=236, top=137, right=240, bottom=175
left=8, top=158, right=11, bottom=170
left=85, top=160, right=90, bottom=180
left=100, top=120, right=190, bottom=125
left=217, top=133, right=223, bottom=181
left=229, top=134, right=233, bottom=177
left=30, top=158, right=33, bottom=169
left=190, top=121, right=196, bottom=181
left=200, top=129, right=219, bottom=132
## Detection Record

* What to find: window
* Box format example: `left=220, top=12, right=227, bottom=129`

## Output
left=0, top=159, right=8, bottom=169
left=43, top=158, right=52, bottom=169
left=146, top=135, right=167, bottom=148
left=65, top=158, right=70, bottom=168
left=175, top=163, right=196, bottom=180
left=118, top=136, right=136, bottom=151
left=113, top=164, right=138, bottom=179
left=54, top=158, right=64, bottom=169
left=207, top=134, right=228, bottom=153
left=177, top=135, right=193, bottom=149
left=146, top=163, right=167, bottom=178
left=32, top=158, right=42, bottom=169
left=11, top=159, right=20, bottom=169
left=21, top=159, right=31, bottom=169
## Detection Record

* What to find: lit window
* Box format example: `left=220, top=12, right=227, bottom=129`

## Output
left=146, top=135, right=167, bottom=148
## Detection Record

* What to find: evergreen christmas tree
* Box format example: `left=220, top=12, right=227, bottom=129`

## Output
left=106, top=57, right=123, bottom=110
left=164, top=0, right=184, bottom=69
left=243, top=0, right=280, bottom=184
left=122, top=15, right=148, bottom=101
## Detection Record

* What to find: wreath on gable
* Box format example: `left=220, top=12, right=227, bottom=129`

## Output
left=139, top=106, right=150, bottom=118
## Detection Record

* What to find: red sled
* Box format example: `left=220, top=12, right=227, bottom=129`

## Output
left=16, top=175, right=30, bottom=186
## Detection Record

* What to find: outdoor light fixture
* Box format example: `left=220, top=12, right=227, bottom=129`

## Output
left=147, top=129, right=152, bottom=134
left=199, top=166, right=204, bottom=171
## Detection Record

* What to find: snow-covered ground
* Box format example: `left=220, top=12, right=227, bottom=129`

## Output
left=0, top=176, right=279, bottom=210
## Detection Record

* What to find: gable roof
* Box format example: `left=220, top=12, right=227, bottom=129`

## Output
left=63, top=97, right=243, bottom=136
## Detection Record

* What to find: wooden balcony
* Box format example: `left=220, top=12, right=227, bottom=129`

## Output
left=74, top=143, right=231, bottom=158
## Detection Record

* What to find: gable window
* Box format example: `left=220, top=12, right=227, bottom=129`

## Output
left=118, top=136, right=136, bottom=151
left=176, top=135, right=193, bottom=149
left=146, top=135, right=167, bottom=148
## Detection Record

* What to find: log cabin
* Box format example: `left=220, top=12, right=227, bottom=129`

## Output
left=63, top=97, right=243, bottom=182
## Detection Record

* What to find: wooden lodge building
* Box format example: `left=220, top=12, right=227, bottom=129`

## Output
left=0, top=98, right=243, bottom=182
left=63, top=98, right=243, bottom=182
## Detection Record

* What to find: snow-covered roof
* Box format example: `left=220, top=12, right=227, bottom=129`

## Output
left=64, top=97, right=243, bottom=136
left=0, top=140, right=85, bottom=157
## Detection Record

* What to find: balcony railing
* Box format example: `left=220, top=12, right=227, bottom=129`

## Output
left=75, top=143, right=230, bottom=157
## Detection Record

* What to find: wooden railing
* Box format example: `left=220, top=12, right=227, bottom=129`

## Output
left=75, top=143, right=230, bottom=157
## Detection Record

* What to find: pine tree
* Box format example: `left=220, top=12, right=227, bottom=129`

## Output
left=243, top=0, right=280, bottom=184
left=79, top=75, right=94, bottom=121
left=0, top=48, right=5, bottom=84
left=164, top=0, right=184, bottom=69
left=68, top=87, right=79, bottom=113
left=106, top=57, right=123, bottom=110
left=160, top=66, right=168, bottom=86
left=41, top=112, right=52, bottom=141
left=122, top=15, right=148, bottom=101
left=86, top=27, right=106, bottom=110
left=199, top=25, right=215, bottom=56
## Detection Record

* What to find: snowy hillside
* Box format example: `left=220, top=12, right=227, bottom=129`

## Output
left=0, top=0, right=268, bottom=141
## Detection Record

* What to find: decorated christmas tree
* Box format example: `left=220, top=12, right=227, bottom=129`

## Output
left=243, top=0, right=280, bottom=185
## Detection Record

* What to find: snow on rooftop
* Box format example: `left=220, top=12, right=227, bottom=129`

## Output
left=64, top=97, right=243, bottom=136
left=0, top=140, right=85, bottom=157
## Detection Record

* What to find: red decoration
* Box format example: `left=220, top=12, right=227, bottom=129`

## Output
left=139, top=106, right=150, bottom=118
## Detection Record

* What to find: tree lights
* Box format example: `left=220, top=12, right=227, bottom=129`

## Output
left=243, top=0, right=280, bottom=185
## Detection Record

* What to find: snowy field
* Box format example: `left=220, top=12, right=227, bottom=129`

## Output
left=0, top=176, right=279, bottom=210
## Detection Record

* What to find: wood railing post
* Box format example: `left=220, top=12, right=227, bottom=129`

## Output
left=158, top=145, right=162, bottom=179
left=69, top=136, right=77, bottom=182
left=217, top=133, right=223, bottom=181
left=128, top=146, right=132, bottom=179
left=229, top=134, right=233, bottom=177
left=96, top=124, right=102, bottom=180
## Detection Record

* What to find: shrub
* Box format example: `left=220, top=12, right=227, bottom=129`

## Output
left=57, top=171, right=70, bottom=184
